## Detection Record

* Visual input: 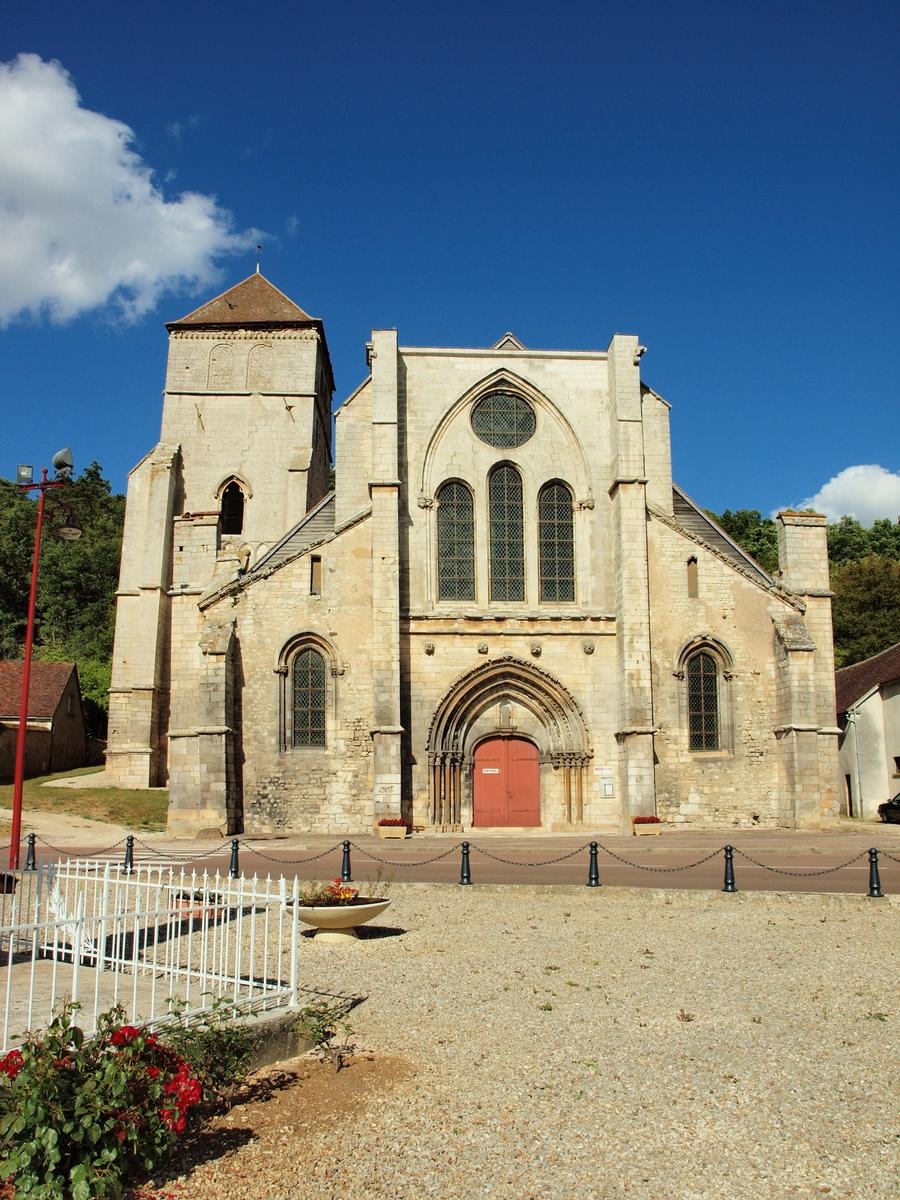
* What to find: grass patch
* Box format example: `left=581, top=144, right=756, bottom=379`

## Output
left=0, top=766, right=167, bottom=831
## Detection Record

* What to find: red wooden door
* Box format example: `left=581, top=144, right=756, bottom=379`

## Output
left=473, top=738, right=540, bottom=826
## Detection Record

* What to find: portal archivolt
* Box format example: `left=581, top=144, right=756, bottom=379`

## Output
left=426, top=656, right=592, bottom=826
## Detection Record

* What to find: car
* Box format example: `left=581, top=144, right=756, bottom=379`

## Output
left=877, top=792, right=900, bottom=823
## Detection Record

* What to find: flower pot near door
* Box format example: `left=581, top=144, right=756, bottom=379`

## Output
left=631, top=817, right=662, bottom=837
left=376, top=825, right=408, bottom=840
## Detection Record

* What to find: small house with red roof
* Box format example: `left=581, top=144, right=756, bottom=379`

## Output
left=836, top=642, right=900, bottom=818
left=0, top=662, right=86, bottom=782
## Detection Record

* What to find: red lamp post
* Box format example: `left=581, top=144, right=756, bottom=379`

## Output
left=9, top=456, right=75, bottom=870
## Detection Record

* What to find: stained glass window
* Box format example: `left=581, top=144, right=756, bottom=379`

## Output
left=538, top=482, right=575, bottom=602
left=292, top=648, right=326, bottom=747
left=687, top=652, right=719, bottom=751
left=471, top=392, right=536, bottom=448
left=489, top=465, right=525, bottom=601
left=436, top=481, right=475, bottom=600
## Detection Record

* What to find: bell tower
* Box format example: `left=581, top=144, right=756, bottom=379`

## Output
left=106, top=272, right=334, bottom=790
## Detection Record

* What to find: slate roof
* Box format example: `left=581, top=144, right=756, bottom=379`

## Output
left=249, top=492, right=336, bottom=576
left=167, top=273, right=317, bottom=328
left=835, top=641, right=900, bottom=715
left=671, top=485, right=774, bottom=584
left=0, top=661, right=76, bottom=720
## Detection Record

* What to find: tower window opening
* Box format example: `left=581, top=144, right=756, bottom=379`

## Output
left=220, top=482, right=245, bottom=535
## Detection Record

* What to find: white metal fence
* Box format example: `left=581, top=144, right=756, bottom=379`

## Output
left=0, top=861, right=302, bottom=1052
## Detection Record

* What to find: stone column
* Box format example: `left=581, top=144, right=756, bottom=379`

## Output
left=607, top=335, right=657, bottom=820
left=774, top=512, right=841, bottom=825
left=167, top=616, right=235, bottom=836
left=368, top=330, right=403, bottom=820
left=106, top=444, right=178, bottom=788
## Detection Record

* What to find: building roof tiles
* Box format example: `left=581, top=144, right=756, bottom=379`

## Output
left=0, top=661, right=75, bottom=720
left=835, top=641, right=900, bottom=714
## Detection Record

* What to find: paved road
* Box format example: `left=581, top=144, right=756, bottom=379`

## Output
left=27, top=825, right=900, bottom=896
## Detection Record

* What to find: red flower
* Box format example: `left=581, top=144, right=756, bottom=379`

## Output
left=0, top=1050, right=23, bottom=1079
left=110, top=1025, right=140, bottom=1047
left=147, top=1066, right=161, bottom=1079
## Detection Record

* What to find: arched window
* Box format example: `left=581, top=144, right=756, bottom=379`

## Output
left=436, top=480, right=475, bottom=600
left=489, top=464, right=525, bottom=601
left=686, top=651, right=719, bottom=751
left=220, top=481, right=245, bottom=535
left=538, top=481, right=575, bottom=602
left=292, top=648, right=327, bottom=747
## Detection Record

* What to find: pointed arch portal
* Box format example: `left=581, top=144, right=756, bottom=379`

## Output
left=426, top=657, right=592, bottom=827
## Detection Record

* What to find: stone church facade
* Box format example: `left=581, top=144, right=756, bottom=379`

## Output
left=106, top=273, right=841, bottom=834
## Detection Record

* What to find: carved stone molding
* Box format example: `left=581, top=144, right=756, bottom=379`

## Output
left=417, top=495, right=434, bottom=510
left=424, top=642, right=435, bottom=655
left=477, top=642, right=489, bottom=655
left=582, top=641, right=595, bottom=654
left=530, top=642, right=542, bottom=657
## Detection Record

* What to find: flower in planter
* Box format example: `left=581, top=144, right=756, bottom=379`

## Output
left=299, top=878, right=360, bottom=905
left=632, top=815, right=661, bottom=824
left=377, top=818, right=409, bottom=827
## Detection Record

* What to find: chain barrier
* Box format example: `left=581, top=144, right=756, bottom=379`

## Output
left=131, top=837, right=232, bottom=861
left=469, top=842, right=592, bottom=867
left=34, top=834, right=127, bottom=858
left=599, top=844, right=724, bottom=873
left=731, top=848, right=867, bottom=877
left=348, top=841, right=463, bottom=867
left=878, top=849, right=900, bottom=865
left=239, top=841, right=345, bottom=865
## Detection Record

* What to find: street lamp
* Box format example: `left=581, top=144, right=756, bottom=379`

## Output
left=9, top=449, right=79, bottom=870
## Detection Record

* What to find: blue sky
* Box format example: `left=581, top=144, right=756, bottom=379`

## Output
left=2, top=0, right=899, bottom=521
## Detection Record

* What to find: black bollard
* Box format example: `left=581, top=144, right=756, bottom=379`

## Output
left=230, top=839, right=240, bottom=880
left=341, top=840, right=353, bottom=883
left=586, top=841, right=601, bottom=888
left=123, top=834, right=135, bottom=875
left=25, top=832, right=37, bottom=871
left=867, top=848, right=884, bottom=899
left=459, top=841, right=472, bottom=885
left=721, top=844, right=737, bottom=893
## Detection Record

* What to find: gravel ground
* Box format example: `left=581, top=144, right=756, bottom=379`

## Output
left=154, top=885, right=897, bottom=1200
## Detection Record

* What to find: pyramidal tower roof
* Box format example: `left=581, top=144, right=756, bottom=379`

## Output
left=166, top=272, right=318, bottom=329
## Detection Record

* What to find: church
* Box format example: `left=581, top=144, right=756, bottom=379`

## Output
left=105, top=272, right=841, bottom=834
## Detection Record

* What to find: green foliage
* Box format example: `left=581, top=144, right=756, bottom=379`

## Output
left=0, top=463, right=125, bottom=737
left=0, top=1004, right=202, bottom=1199
left=831, top=556, right=900, bottom=667
left=159, top=996, right=255, bottom=1106
left=712, top=509, right=780, bottom=574
left=294, top=999, right=354, bottom=1071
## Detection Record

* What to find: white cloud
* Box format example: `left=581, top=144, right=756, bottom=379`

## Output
left=778, top=465, right=900, bottom=525
left=0, top=54, right=258, bottom=326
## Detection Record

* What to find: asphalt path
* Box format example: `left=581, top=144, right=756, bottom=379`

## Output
left=26, top=825, right=900, bottom=896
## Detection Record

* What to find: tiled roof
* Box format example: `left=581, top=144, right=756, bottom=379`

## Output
left=835, top=641, right=900, bottom=714
left=671, top=486, right=774, bottom=584
left=0, top=661, right=76, bottom=719
left=167, top=273, right=318, bottom=328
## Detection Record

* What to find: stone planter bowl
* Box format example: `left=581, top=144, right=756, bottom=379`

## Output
left=298, top=898, right=391, bottom=943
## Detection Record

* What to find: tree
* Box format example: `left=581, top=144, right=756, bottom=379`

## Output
left=831, top=556, right=900, bottom=668
left=710, top=509, right=779, bottom=574
left=0, top=463, right=125, bottom=736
